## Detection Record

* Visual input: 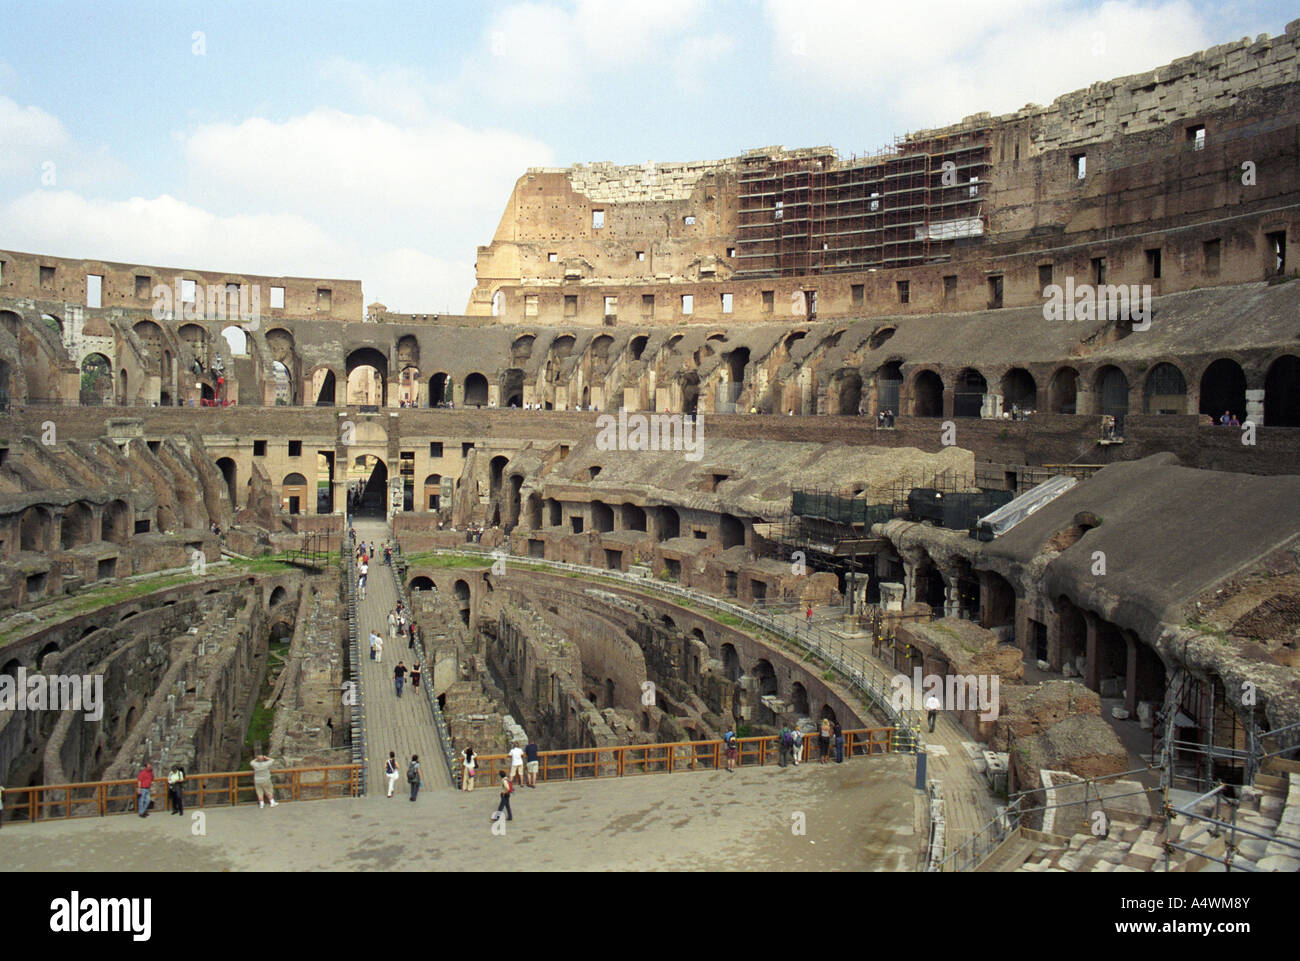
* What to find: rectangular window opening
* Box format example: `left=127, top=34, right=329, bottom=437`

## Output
left=1092, top=256, right=1107, bottom=286
left=564, top=294, right=578, bottom=317
left=592, top=210, right=605, bottom=229
left=896, top=280, right=909, bottom=305
left=524, top=294, right=538, bottom=317
left=761, top=290, right=774, bottom=312
left=851, top=283, right=864, bottom=307
left=270, top=285, right=285, bottom=309
left=987, top=275, right=1004, bottom=309
left=1146, top=248, right=1162, bottom=280
left=681, top=294, right=693, bottom=315
left=253, top=440, right=267, bottom=456
left=943, top=275, right=957, bottom=303
left=288, top=440, right=302, bottom=457
left=135, top=275, right=151, bottom=299
left=1072, top=153, right=1087, bottom=179
left=641, top=294, right=655, bottom=318
left=317, top=287, right=332, bottom=312
left=40, top=265, right=55, bottom=288
left=1267, top=230, right=1286, bottom=275
left=721, top=293, right=733, bottom=314
left=430, top=442, right=443, bottom=457
left=86, top=274, right=102, bottom=309
left=1188, top=125, right=1206, bottom=150
left=1204, top=238, right=1221, bottom=274
left=1038, top=263, right=1053, bottom=291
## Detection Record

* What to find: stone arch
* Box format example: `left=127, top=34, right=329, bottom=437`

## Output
left=35, top=641, right=60, bottom=670
left=1048, top=366, right=1079, bottom=414
left=282, top=473, right=308, bottom=514
left=629, top=335, right=649, bottom=361
left=720, top=643, right=741, bottom=682
left=1000, top=367, right=1037, bottom=411
left=790, top=681, right=810, bottom=716
left=410, top=575, right=435, bottom=592
left=752, top=658, right=778, bottom=699
left=0, top=309, right=20, bottom=340
left=912, top=369, right=943, bottom=417
left=101, top=499, right=129, bottom=545
left=875, top=360, right=903, bottom=416
left=681, top=371, right=700, bottom=416
left=424, top=474, right=444, bottom=511
left=1198, top=358, right=1247, bottom=423
left=19, top=506, right=50, bottom=553
left=463, top=372, right=489, bottom=407
left=216, top=457, right=238, bottom=507
left=953, top=368, right=987, bottom=418
left=345, top=347, right=388, bottom=407
left=1265, top=355, right=1300, bottom=426
left=621, top=503, right=646, bottom=532
left=1143, top=362, right=1187, bottom=414
left=269, top=585, right=288, bottom=607
left=511, top=334, right=535, bottom=361
left=591, top=500, right=614, bottom=533
left=220, top=325, right=249, bottom=356
left=398, top=364, right=420, bottom=406
left=502, top=368, right=525, bottom=408
left=453, top=578, right=471, bottom=626
left=61, top=501, right=95, bottom=549
left=654, top=506, right=681, bottom=541
left=80, top=353, right=112, bottom=406
left=428, top=372, right=450, bottom=407
left=1094, top=365, right=1130, bottom=421
left=311, top=367, right=337, bottom=406
left=833, top=369, right=863, bottom=415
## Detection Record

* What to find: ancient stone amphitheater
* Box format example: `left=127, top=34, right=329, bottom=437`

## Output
left=2, top=24, right=1299, bottom=873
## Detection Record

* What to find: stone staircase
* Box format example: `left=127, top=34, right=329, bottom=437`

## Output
left=985, top=769, right=1300, bottom=872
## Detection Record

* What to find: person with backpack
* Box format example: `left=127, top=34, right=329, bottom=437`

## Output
left=406, top=755, right=422, bottom=801
left=833, top=722, right=845, bottom=763
left=394, top=661, right=407, bottom=697
left=778, top=726, right=792, bottom=767
left=791, top=726, right=804, bottom=766
left=493, top=770, right=514, bottom=822
left=819, top=717, right=832, bottom=764
left=724, top=728, right=738, bottom=773
left=410, top=663, right=422, bottom=691
left=384, top=751, right=400, bottom=798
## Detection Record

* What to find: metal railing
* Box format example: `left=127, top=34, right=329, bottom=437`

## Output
left=469, top=728, right=894, bottom=785
left=1, top=764, right=361, bottom=825
left=343, top=534, right=368, bottom=794
left=932, top=798, right=1022, bottom=872
left=410, top=546, right=924, bottom=754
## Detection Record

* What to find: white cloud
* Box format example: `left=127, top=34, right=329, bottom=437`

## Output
left=181, top=107, right=553, bottom=241
left=318, top=57, right=437, bottom=124
left=765, top=0, right=1210, bottom=131
left=0, top=95, right=70, bottom=178
left=444, top=0, right=709, bottom=105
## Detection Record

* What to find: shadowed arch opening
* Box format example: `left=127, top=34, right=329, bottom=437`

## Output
left=954, top=368, right=987, bottom=418
left=912, top=369, right=943, bottom=417
left=346, top=348, right=388, bottom=407
left=463, top=372, right=488, bottom=407
left=1198, top=358, right=1247, bottom=423
left=1265, top=355, right=1300, bottom=426
left=1000, top=367, right=1036, bottom=411
left=1143, top=362, right=1187, bottom=414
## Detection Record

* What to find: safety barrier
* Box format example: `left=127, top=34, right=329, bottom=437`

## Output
left=1, top=764, right=362, bottom=825
left=466, top=728, right=894, bottom=786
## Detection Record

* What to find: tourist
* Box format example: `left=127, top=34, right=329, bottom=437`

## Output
left=524, top=739, right=540, bottom=787
left=251, top=754, right=277, bottom=808
left=819, top=717, right=831, bottom=763
left=1220, top=410, right=1232, bottom=426
left=1230, top=413, right=1240, bottom=427
left=410, top=662, right=422, bottom=691
left=508, top=742, right=525, bottom=785
left=136, top=762, right=154, bottom=817
left=805, top=605, right=813, bottom=625
left=394, top=660, right=407, bottom=697
left=407, top=754, right=422, bottom=801
left=791, top=726, right=804, bottom=766
left=724, top=728, right=737, bottom=772
left=462, top=747, right=477, bottom=791
left=384, top=544, right=392, bottom=565
left=358, top=560, right=368, bottom=600
left=384, top=751, right=400, bottom=797
left=374, top=633, right=383, bottom=664
left=925, top=692, right=941, bottom=732
left=369, top=629, right=381, bottom=661
left=833, top=722, right=844, bottom=763
left=167, top=765, right=185, bottom=815
left=493, top=770, right=514, bottom=822
left=388, top=608, right=399, bottom=644
left=408, top=622, right=417, bottom=651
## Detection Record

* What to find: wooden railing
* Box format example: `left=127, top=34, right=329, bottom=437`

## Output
left=1, top=764, right=361, bottom=825
left=466, top=728, right=894, bottom=786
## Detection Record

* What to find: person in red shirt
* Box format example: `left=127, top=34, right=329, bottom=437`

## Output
left=136, top=763, right=154, bottom=817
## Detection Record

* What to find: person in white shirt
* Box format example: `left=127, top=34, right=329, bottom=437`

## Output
left=374, top=634, right=383, bottom=664
left=369, top=630, right=381, bottom=661
left=358, top=561, right=368, bottom=600
left=387, top=609, right=399, bottom=643
left=925, top=694, right=942, bottom=732
left=384, top=751, right=400, bottom=797
left=508, top=743, right=525, bottom=785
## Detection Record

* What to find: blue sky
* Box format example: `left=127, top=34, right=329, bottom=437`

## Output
left=0, top=0, right=1292, bottom=311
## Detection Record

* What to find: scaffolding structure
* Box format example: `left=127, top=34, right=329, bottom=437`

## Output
left=735, top=129, right=992, bottom=279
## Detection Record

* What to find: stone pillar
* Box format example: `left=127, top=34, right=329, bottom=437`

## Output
left=1125, top=634, right=1138, bottom=716
left=1084, top=611, right=1100, bottom=693
left=978, top=571, right=993, bottom=628
left=943, top=582, right=960, bottom=619
left=1246, top=388, right=1265, bottom=425
left=942, top=388, right=955, bottom=419
left=1076, top=386, right=1096, bottom=416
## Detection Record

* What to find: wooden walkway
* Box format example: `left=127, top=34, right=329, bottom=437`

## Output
left=353, top=519, right=453, bottom=795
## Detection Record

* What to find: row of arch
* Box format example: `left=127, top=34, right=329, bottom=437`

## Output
left=877, top=355, right=1300, bottom=425
left=16, top=500, right=131, bottom=553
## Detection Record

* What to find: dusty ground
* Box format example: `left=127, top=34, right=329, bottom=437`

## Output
left=0, top=756, right=918, bottom=872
